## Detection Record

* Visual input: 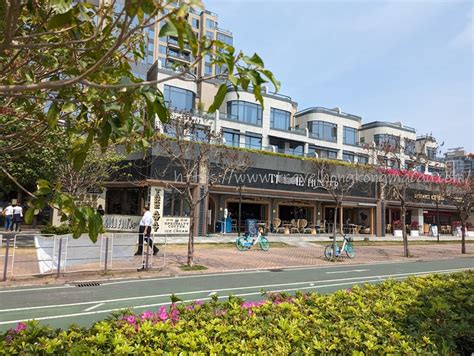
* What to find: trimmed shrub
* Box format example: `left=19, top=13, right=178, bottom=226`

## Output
left=1, top=272, right=473, bottom=354
left=39, top=224, right=72, bottom=235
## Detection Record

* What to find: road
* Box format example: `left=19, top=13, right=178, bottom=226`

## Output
left=0, top=257, right=472, bottom=331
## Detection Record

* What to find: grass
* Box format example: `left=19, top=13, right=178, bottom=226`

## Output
left=179, top=264, right=208, bottom=271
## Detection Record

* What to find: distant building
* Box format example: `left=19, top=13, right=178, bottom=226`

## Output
left=445, top=148, right=474, bottom=179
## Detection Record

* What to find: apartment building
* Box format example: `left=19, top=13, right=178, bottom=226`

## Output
left=445, top=148, right=474, bottom=179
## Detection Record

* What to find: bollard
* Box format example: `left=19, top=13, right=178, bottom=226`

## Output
left=56, top=237, right=63, bottom=278
left=104, top=235, right=109, bottom=273
left=145, top=235, right=150, bottom=270
left=2, top=237, right=10, bottom=282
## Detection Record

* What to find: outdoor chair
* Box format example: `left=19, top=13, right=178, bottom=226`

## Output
left=440, top=225, right=447, bottom=234
left=386, top=224, right=392, bottom=234
left=273, top=218, right=286, bottom=234
left=231, top=219, right=238, bottom=232
left=290, top=219, right=300, bottom=234
left=298, top=219, right=308, bottom=233
left=318, top=220, right=327, bottom=234
left=446, top=225, right=452, bottom=235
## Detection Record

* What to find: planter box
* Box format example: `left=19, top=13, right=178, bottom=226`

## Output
left=393, top=230, right=403, bottom=237
left=410, top=230, right=419, bottom=237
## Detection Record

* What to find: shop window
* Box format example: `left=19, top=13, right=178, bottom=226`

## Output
left=163, top=190, right=190, bottom=217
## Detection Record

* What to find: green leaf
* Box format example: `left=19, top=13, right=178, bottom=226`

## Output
left=47, top=104, right=59, bottom=128
left=207, top=84, right=227, bottom=113
left=159, top=21, right=178, bottom=38
left=47, top=10, right=74, bottom=30
left=245, top=53, right=264, bottom=68
left=62, top=102, right=76, bottom=113
left=24, top=207, right=36, bottom=224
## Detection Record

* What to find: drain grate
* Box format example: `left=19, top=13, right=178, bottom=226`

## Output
left=269, top=269, right=284, bottom=272
left=75, top=282, right=101, bottom=288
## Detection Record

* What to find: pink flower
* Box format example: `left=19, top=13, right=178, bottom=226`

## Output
left=158, top=306, right=168, bottom=321
left=14, top=322, right=27, bottom=333
left=194, top=300, right=204, bottom=305
left=141, top=311, right=155, bottom=320
left=125, top=315, right=136, bottom=324
left=346, top=288, right=352, bottom=293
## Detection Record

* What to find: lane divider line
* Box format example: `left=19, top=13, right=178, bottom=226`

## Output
left=0, top=267, right=470, bottom=314
left=83, top=303, right=104, bottom=312
left=0, top=269, right=467, bottom=326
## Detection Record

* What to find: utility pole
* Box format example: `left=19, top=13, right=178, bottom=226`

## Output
left=238, top=183, right=243, bottom=238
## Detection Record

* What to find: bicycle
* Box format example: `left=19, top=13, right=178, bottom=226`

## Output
left=235, top=233, right=270, bottom=251
left=324, top=235, right=355, bottom=260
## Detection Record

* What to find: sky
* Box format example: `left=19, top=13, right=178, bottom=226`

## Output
left=205, top=0, right=474, bottom=153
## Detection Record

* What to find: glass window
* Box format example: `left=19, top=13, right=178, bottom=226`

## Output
left=146, top=54, right=154, bottom=64
left=245, top=135, right=262, bottom=150
left=204, top=63, right=212, bottom=75
left=404, top=139, right=416, bottom=155
left=308, top=121, right=337, bottom=142
left=163, top=190, right=190, bottom=217
left=315, top=148, right=337, bottom=159
left=164, top=85, right=195, bottom=111
left=288, top=142, right=304, bottom=156
left=191, top=18, right=199, bottom=29
left=427, top=147, right=437, bottom=160
left=226, top=101, right=262, bottom=126
left=205, top=31, right=214, bottom=40
left=217, top=32, right=233, bottom=45
left=223, top=130, right=240, bottom=147
left=206, top=19, right=216, bottom=28
left=374, top=134, right=400, bottom=151
left=270, top=108, right=291, bottom=130
left=358, top=155, right=369, bottom=164
left=159, top=45, right=167, bottom=55
left=343, top=152, right=355, bottom=162
left=343, top=126, right=357, bottom=145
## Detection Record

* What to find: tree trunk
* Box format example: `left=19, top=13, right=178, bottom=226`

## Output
left=461, top=223, right=466, bottom=254
left=187, top=210, right=195, bottom=267
left=436, top=201, right=440, bottom=243
left=401, top=196, right=409, bottom=257
left=332, top=204, right=338, bottom=261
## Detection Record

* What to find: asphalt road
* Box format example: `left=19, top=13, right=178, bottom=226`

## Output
left=0, top=257, right=472, bottom=331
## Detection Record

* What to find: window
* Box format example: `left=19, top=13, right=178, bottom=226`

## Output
left=374, top=134, right=400, bottom=151
left=343, top=126, right=357, bottom=145
left=206, top=19, right=216, bottom=28
left=360, top=137, right=365, bottom=144
left=308, top=121, right=337, bottom=142
left=343, top=152, right=355, bottom=162
left=316, top=148, right=337, bottom=159
left=427, top=147, right=437, bottom=160
left=205, top=30, right=214, bottom=40
left=159, top=45, right=167, bottom=55
left=226, top=101, right=263, bottom=126
left=245, top=135, right=262, bottom=150
left=358, top=155, right=369, bottom=164
left=288, top=142, right=303, bottom=156
left=146, top=54, right=154, bottom=64
left=270, top=108, right=291, bottom=130
left=164, top=85, right=195, bottom=111
left=217, top=32, right=233, bottom=45
left=204, top=63, right=212, bottom=75
left=404, top=139, right=416, bottom=155
left=191, top=18, right=199, bottom=29
left=163, top=190, right=190, bottom=217
left=223, top=130, right=240, bottom=147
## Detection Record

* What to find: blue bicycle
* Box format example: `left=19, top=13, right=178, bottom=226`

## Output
left=324, top=235, right=355, bottom=260
left=235, top=233, right=269, bottom=251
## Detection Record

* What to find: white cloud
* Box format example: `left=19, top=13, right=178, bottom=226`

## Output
left=449, top=11, right=473, bottom=48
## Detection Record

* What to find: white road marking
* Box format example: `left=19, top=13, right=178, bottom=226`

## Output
left=0, top=285, right=74, bottom=294
left=83, top=303, right=104, bottom=312
left=0, top=269, right=468, bottom=326
left=207, top=292, right=217, bottom=296
left=326, top=269, right=369, bottom=274
left=0, top=267, right=470, bottom=314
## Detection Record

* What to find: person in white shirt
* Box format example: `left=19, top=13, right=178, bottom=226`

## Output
left=12, top=203, right=23, bottom=232
left=4, top=203, right=13, bottom=231
left=135, top=206, right=159, bottom=256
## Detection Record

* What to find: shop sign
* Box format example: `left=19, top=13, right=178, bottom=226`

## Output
left=160, top=217, right=190, bottom=234
left=103, top=214, right=141, bottom=231
left=413, top=193, right=445, bottom=202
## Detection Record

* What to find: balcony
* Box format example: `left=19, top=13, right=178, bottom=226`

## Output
left=167, top=51, right=192, bottom=62
left=167, top=37, right=191, bottom=51
left=270, top=126, right=307, bottom=136
left=309, top=132, right=337, bottom=143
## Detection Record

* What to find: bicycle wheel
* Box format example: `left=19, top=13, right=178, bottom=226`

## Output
left=324, top=244, right=336, bottom=260
left=345, top=243, right=355, bottom=259
left=235, top=237, right=246, bottom=251
left=259, top=237, right=270, bottom=251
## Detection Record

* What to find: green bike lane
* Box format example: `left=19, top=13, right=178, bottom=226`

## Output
left=0, top=257, right=472, bottom=331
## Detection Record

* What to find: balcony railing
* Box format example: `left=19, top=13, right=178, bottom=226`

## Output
left=270, top=126, right=307, bottom=136
left=167, top=37, right=191, bottom=50
left=167, top=51, right=192, bottom=62
left=309, top=132, right=337, bottom=143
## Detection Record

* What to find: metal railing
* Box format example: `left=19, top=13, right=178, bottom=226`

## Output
left=1, top=233, right=183, bottom=281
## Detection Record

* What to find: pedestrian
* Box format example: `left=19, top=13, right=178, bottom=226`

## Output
left=12, top=203, right=23, bottom=232
left=3, top=202, right=13, bottom=231
left=135, top=206, right=159, bottom=256
left=97, top=204, right=105, bottom=216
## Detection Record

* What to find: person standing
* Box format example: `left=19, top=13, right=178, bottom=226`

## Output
left=135, top=206, right=159, bottom=256
left=97, top=205, right=105, bottom=216
left=12, top=203, right=23, bottom=232
left=4, top=203, right=13, bottom=231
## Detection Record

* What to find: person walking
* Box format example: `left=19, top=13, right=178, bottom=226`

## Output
left=135, top=206, right=159, bottom=256
left=4, top=203, right=13, bottom=231
left=12, top=203, right=23, bottom=232
left=96, top=205, right=105, bottom=216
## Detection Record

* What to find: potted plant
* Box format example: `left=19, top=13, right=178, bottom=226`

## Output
left=392, top=220, right=403, bottom=237
left=410, top=221, right=419, bottom=237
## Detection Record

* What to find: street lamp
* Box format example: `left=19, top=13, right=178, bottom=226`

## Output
left=237, top=183, right=244, bottom=238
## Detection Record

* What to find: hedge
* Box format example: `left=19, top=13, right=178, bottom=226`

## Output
left=1, top=272, right=473, bottom=354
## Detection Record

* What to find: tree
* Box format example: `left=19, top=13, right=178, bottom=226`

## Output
left=312, top=160, right=355, bottom=261
left=440, top=177, right=474, bottom=254
left=153, top=112, right=250, bottom=266
left=0, top=0, right=278, bottom=240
